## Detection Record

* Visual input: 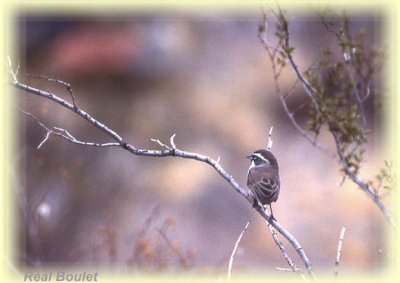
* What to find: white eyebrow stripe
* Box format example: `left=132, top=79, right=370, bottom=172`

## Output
left=253, top=153, right=270, bottom=163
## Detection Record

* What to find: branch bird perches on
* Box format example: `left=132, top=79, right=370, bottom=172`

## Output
left=8, top=59, right=316, bottom=279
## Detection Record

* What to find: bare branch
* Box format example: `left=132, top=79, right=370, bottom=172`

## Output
left=269, top=8, right=320, bottom=112
left=15, top=108, right=53, bottom=149
left=27, top=74, right=77, bottom=108
left=334, top=227, right=346, bottom=278
left=267, top=126, right=274, bottom=150
left=10, top=64, right=316, bottom=279
left=277, top=86, right=337, bottom=160
left=290, top=99, right=310, bottom=117
left=227, top=221, right=250, bottom=283
left=7, top=56, right=19, bottom=83
left=150, top=138, right=171, bottom=150
left=156, top=227, right=187, bottom=267
left=258, top=11, right=336, bottom=161
left=150, top=134, right=177, bottom=153
left=52, top=127, right=121, bottom=147
left=12, top=76, right=254, bottom=196
left=275, top=267, right=293, bottom=272
left=258, top=8, right=284, bottom=54
left=37, top=132, right=51, bottom=149
left=17, top=108, right=120, bottom=148
left=268, top=224, right=298, bottom=271
left=260, top=206, right=315, bottom=279
left=170, top=133, right=177, bottom=150
left=268, top=224, right=308, bottom=281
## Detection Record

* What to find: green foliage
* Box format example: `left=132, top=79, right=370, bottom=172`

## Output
left=264, top=8, right=394, bottom=226
left=269, top=9, right=389, bottom=181
left=274, top=9, right=295, bottom=66
left=277, top=10, right=384, bottom=176
left=375, top=160, right=397, bottom=192
left=315, top=13, right=383, bottom=175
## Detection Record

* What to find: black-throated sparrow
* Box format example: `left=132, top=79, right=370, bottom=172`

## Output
left=247, top=149, right=280, bottom=221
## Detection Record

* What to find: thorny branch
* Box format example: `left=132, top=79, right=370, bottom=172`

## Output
left=258, top=9, right=395, bottom=230
left=8, top=61, right=316, bottom=278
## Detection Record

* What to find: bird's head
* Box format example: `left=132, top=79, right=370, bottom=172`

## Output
left=247, top=149, right=279, bottom=169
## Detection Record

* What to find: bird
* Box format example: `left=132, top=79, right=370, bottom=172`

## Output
left=246, top=149, right=280, bottom=222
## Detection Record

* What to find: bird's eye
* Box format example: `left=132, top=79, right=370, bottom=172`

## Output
left=253, top=156, right=262, bottom=162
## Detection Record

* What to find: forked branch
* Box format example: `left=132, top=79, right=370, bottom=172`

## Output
left=8, top=63, right=316, bottom=278
left=258, top=8, right=395, bottom=230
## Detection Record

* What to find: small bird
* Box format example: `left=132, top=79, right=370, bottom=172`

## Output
left=247, top=149, right=280, bottom=221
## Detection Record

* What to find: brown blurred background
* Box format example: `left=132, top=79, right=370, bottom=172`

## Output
left=14, top=8, right=389, bottom=275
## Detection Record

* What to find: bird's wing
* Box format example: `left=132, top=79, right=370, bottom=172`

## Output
left=252, top=177, right=280, bottom=203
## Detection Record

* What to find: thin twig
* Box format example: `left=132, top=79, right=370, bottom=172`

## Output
left=332, top=133, right=396, bottom=230
left=269, top=8, right=320, bottom=112
left=290, top=99, right=310, bottom=116
left=268, top=224, right=308, bottom=281
left=267, top=126, right=274, bottom=150
left=255, top=205, right=316, bottom=279
left=228, top=221, right=250, bottom=283
left=37, top=132, right=51, bottom=149
left=156, top=227, right=187, bottom=267
left=7, top=56, right=19, bottom=83
left=27, top=74, right=77, bottom=108
left=334, top=227, right=346, bottom=278
left=258, top=11, right=336, bottom=161
left=17, top=108, right=120, bottom=148
left=170, top=133, right=177, bottom=149
left=150, top=138, right=171, bottom=150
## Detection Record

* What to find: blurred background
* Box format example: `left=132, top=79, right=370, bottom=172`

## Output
left=14, top=7, right=389, bottom=275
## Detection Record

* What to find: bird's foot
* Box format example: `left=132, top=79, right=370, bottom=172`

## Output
left=268, top=213, right=277, bottom=224
left=252, top=198, right=259, bottom=209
